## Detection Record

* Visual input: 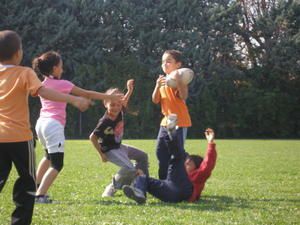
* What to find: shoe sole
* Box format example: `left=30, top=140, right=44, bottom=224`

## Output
left=123, top=186, right=146, bottom=204
left=35, top=199, right=53, bottom=204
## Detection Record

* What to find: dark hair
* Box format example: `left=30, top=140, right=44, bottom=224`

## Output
left=32, top=51, right=61, bottom=77
left=187, top=154, right=203, bottom=169
left=0, top=30, right=22, bottom=61
left=163, top=49, right=184, bottom=64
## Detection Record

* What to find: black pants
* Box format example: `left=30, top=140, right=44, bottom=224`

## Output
left=156, top=126, right=186, bottom=179
left=0, top=140, right=36, bottom=225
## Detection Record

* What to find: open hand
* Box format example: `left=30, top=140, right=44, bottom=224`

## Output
left=73, top=96, right=91, bottom=112
left=109, top=93, right=124, bottom=102
left=127, top=79, right=135, bottom=92
left=205, top=128, right=215, bottom=144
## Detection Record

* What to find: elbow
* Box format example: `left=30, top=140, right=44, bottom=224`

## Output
left=37, top=86, right=46, bottom=98
left=179, top=92, right=188, bottom=100
left=89, top=133, right=95, bottom=141
left=152, top=98, right=159, bottom=104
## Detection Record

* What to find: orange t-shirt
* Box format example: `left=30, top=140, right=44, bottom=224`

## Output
left=159, top=85, right=192, bottom=127
left=0, top=65, right=42, bottom=142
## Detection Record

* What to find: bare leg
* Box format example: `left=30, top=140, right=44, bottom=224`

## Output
left=36, top=168, right=58, bottom=196
left=36, top=157, right=50, bottom=186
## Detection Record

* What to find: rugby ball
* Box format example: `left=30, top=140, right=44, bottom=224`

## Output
left=166, top=68, right=194, bottom=88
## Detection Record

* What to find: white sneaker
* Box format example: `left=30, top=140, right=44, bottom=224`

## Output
left=102, top=183, right=116, bottom=197
left=123, top=185, right=146, bottom=204
left=166, top=114, right=178, bottom=140
left=167, top=114, right=178, bottom=131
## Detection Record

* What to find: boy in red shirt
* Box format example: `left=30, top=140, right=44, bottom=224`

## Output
left=123, top=115, right=217, bottom=203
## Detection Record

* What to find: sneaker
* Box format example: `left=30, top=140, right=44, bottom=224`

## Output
left=102, top=183, right=117, bottom=197
left=166, top=114, right=178, bottom=132
left=35, top=195, right=53, bottom=204
left=123, top=185, right=146, bottom=204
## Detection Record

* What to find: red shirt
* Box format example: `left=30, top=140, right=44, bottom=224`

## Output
left=188, top=143, right=217, bottom=202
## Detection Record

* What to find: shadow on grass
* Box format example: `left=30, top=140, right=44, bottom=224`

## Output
left=147, top=195, right=251, bottom=212
left=56, top=195, right=251, bottom=212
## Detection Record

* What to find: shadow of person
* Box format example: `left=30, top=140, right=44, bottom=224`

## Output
left=144, top=195, right=251, bottom=212
left=50, top=194, right=251, bottom=212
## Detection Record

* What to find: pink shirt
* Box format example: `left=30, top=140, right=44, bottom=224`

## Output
left=39, top=77, right=74, bottom=126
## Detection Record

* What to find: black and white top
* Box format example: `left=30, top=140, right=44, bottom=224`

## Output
left=92, top=111, right=124, bottom=153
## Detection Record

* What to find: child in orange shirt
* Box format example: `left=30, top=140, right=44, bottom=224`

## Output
left=152, top=50, right=192, bottom=179
left=0, top=30, right=90, bottom=225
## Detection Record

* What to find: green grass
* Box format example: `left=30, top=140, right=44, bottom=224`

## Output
left=1, top=140, right=299, bottom=225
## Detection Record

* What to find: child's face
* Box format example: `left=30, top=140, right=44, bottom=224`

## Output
left=52, top=59, right=63, bottom=79
left=185, top=158, right=196, bottom=173
left=105, top=100, right=123, bottom=118
left=161, top=53, right=182, bottom=75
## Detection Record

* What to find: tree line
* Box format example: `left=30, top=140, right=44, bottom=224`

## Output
left=0, top=0, right=299, bottom=138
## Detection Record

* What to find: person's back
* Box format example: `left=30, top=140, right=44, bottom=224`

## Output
left=0, top=65, right=42, bottom=142
left=38, top=77, right=74, bottom=126
left=0, top=31, right=42, bottom=225
left=0, top=30, right=90, bottom=225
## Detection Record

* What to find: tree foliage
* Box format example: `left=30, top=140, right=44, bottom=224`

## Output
left=0, top=0, right=298, bottom=138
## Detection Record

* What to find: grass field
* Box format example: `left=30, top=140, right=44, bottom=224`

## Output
left=1, top=139, right=299, bottom=225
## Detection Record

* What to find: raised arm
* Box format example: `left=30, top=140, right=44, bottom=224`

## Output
left=205, top=128, right=215, bottom=144
left=193, top=128, right=217, bottom=182
left=122, top=79, right=134, bottom=108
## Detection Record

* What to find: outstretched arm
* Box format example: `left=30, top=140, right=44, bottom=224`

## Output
left=71, top=86, right=123, bottom=102
left=122, top=79, right=134, bottom=108
left=192, top=128, right=217, bottom=183
left=38, top=86, right=90, bottom=112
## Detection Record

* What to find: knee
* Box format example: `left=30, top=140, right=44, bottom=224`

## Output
left=51, top=160, right=63, bottom=172
left=138, top=152, right=149, bottom=164
left=50, top=153, right=64, bottom=172
left=51, top=163, right=64, bottom=172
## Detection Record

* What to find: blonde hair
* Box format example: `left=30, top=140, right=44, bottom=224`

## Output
left=103, top=88, right=123, bottom=105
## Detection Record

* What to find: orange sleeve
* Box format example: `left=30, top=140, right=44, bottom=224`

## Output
left=24, top=68, right=43, bottom=96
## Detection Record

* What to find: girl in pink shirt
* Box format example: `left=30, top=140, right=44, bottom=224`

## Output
left=32, top=51, right=121, bottom=203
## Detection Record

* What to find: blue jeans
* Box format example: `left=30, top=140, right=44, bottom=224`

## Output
left=156, top=126, right=187, bottom=179
left=134, top=134, right=193, bottom=203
